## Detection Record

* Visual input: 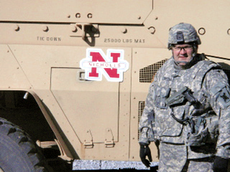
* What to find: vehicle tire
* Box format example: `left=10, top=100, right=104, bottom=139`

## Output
left=0, top=117, right=51, bottom=172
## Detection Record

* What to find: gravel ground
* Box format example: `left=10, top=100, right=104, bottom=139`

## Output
left=72, top=160, right=159, bottom=170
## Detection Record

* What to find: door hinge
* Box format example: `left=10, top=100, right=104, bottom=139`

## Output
left=83, top=130, right=94, bottom=148
left=105, top=128, right=115, bottom=148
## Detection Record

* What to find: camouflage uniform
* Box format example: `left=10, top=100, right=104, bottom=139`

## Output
left=139, top=23, right=230, bottom=172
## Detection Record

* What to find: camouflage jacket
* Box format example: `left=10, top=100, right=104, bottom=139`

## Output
left=139, top=54, right=230, bottom=159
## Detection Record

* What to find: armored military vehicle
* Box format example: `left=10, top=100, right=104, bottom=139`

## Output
left=0, top=0, right=230, bottom=171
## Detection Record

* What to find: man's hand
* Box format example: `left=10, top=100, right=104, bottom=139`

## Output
left=140, top=143, right=152, bottom=167
left=213, top=156, right=228, bottom=172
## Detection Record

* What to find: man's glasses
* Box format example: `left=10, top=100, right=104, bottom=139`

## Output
left=172, top=45, right=193, bottom=52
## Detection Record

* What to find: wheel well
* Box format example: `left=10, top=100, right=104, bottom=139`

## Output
left=0, top=91, right=73, bottom=171
left=0, top=91, right=55, bottom=143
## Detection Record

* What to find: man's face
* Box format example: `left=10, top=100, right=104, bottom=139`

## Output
left=172, top=44, right=194, bottom=66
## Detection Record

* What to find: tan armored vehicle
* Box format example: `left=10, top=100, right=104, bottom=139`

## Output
left=0, top=0, right=230, bottom=171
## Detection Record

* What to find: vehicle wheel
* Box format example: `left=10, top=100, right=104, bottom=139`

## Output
left=0, top=117, right=51, bottom=172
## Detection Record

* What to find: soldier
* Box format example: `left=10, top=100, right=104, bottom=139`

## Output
left=139, top=22, right=230, bottom=172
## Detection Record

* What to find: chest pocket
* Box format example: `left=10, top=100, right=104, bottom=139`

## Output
left=154, top=77, right=172, bottom=109
left=154, top=86, right=170, bottom=109
left=154, top=84, right=184, bottom=138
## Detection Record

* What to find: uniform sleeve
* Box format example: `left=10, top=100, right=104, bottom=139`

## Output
left=204, top=69, right=230, bottom=158
left=138, top=82, right=155, bottom=145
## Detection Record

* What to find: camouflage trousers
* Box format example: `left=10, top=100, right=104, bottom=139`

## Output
left=158, top=142, right=214, bottom=172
